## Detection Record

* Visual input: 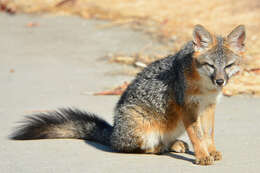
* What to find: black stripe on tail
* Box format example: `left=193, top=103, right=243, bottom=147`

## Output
left=10, top=108, right=113, bottom=146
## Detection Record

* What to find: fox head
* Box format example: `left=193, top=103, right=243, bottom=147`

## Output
left=192, top=24, right=246, bottom=88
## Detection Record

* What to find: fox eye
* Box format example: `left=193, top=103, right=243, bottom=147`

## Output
left=203, top=63, right=215, bottom=69
left=225, top=63, right=235, bottom=69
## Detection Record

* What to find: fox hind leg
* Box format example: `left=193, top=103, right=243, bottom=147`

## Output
left=170, top=140, right=189, bottom=153
left=143, top=143, right=168, bottom=155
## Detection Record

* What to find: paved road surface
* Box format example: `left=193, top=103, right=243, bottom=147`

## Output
left=1, top=13, right=260, bottom=173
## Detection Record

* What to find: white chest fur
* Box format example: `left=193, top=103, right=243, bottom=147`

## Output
left=189, top=91, right=222, bottom=115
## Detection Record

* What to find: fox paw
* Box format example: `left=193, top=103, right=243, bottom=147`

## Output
left=210, top=150, right=222, bottom=161
left=195, top=156, right=214, bottom=165
left=170, top=140, right=189, bottom=153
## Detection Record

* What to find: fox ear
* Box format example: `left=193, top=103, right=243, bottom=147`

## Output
left=227, top=25, right=246, bottom=52
left=193, top=24, right=213, bottom=51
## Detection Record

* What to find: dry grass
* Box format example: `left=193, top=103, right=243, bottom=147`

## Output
left=4, top=0, right=260, bottom=96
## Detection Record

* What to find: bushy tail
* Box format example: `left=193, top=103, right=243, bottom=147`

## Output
left=10, top=108, right=113, bottom=146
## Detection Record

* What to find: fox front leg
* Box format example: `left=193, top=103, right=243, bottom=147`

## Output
left=200, top=104, right=222, bottom=161
left=182, top=110, right=214, bottom=165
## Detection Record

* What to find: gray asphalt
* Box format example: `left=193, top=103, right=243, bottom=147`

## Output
left=1, top=13, right=260, bottom=173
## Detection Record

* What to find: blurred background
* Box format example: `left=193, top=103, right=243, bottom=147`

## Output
left=2, top=0, right=260, bottom=96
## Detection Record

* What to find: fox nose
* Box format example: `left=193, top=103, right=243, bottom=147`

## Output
left=215, top=79, right=224, bottom=86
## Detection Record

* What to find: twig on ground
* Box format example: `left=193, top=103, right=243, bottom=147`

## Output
left=93, top=81, right=129, bottom=96
left=56, top=0, right=77, bottom=7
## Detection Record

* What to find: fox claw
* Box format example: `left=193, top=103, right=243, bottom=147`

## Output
left=195, top=156, right=214, bottom=165
left=210, top=150, right=222, bottom=161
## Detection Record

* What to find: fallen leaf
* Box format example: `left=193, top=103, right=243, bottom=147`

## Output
left=0, top=3, right=15, bottom=14
left=222, top=88, right=232, bottom=97
left=94, top=81, right=129, bottom=96
left=27, top=22, right=39, bottom=27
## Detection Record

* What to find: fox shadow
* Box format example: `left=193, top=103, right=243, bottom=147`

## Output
left=84, top=140, right=195, bottom=164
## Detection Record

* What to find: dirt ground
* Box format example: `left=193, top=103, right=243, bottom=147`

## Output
left=2, top=0, right=260, bottom=96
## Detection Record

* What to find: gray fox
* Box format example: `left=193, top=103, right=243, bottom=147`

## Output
left=10, top=24, right=245, bottom=165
